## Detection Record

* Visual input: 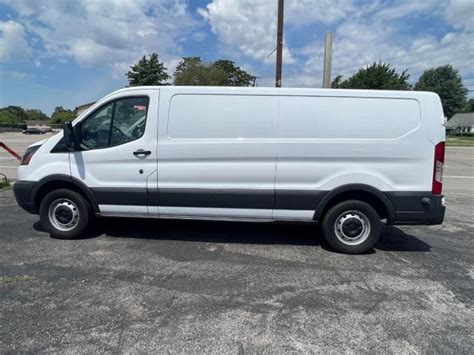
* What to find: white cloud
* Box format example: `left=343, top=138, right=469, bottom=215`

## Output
left=278, top=0, right=474, bottom=88
left=1, top=0, right=199, bottom=76
left=0, top=20, right=31, bottom=61
left=197, top=0, right=360, bottom=66
left=199, top=0, right=353, bottom=64
left=375, top=0, right=440, bottom=20
left=6, top=70, right=28, bottom=79
left=445, top=0, right=474, bottom=32
left=285, top=0, right=356, bottom=25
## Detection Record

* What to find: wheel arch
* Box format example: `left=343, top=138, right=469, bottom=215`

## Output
left=32, top=174, right=99, bottom=213
left=314, top=184, right=395, bottom=223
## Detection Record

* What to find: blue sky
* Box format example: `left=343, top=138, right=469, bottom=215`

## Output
left=0, top=0, right=473, bottom=115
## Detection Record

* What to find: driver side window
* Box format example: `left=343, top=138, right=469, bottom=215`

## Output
left=81, top=103, right=113, bottom=149
left=80, top=96, right=149, bottom=149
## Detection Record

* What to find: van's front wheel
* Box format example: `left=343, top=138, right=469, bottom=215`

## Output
left=39, top=189, right=93, bottom=239
left=321, top=200, right=382, bottom=254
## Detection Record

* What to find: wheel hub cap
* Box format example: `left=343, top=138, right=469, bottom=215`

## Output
left=334, top=210, right=371, bottom=246
left=341, top=217, right=363, bottom=237
left=48, top=199, right=80, bottom=232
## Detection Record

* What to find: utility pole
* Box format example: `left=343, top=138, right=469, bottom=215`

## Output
left=275, top=0, right=284, bottom=87
left=322, top=32, right=333, bottom=88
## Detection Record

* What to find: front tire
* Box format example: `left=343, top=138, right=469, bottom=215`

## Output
left=39, top=189, right=93, bottom=239
left=321, top=200, right=382, bottom=254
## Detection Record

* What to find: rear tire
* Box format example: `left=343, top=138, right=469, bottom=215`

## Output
left=39, top=189, right=93, bottom=239
left=321, top=200, right=382, bottom=254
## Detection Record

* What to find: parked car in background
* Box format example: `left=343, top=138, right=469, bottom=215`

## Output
left=22, top=128, right=45, bottom=135
left=13, top=86, right=446, bottom=254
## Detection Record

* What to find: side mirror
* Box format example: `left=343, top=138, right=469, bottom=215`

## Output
left=63, top=121, right=77, bottom=151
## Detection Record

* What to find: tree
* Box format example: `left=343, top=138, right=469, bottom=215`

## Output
left=1, top=105, right=28, bottom=122
left=50, top=106, right=75, bottom=124
left=469, top=98, right=474, bottom=112
left=174, top=57, right=256, bottom=86
left=213, top=60, right=256, bottom=86
left=331, top=62, right=411, bottom=90
left=0, top=106, right=28, bottom=126
left=126, top=53, right=170, bottom=86
left=415, top=65, right=468, bottom=119
left=25, top=109, right=49, bottom=121
left=174, top=57, right=226, bottom=86
left=0, top=110, right=20, bottom=126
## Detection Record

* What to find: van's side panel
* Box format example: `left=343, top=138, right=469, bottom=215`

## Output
left=275, top=92, right=433, bottom=215
left=156, top=88, right=278, bottom=218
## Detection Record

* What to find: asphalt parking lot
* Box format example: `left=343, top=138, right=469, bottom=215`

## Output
left=0, top=132, right=473, bottom=353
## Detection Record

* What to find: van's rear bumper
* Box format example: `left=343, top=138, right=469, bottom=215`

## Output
left=386, top=192, right=445, bottom=225
left=13, top=180, right=38, bottom=214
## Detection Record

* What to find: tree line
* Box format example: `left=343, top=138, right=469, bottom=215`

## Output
left=126, top=54, right=257, bottom=87
left=0, top=105, right=77, bottom=127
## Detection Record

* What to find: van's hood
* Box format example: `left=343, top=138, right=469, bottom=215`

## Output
left=28, top=138, right=48, bottom=148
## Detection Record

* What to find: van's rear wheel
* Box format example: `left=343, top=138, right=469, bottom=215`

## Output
left=321, top=200, right=382, bottom=254
left=39, top=189, right=93, bottom=239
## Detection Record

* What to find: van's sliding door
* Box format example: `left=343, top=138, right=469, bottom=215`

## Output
left=156, top=91, right=277, bottom=219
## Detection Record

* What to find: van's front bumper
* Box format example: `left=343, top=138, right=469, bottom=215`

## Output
left=13, top=180, right=38, bottom=214
left=386, top=192, right=445, bottom=225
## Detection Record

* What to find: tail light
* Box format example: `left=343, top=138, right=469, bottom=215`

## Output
left=20, top=145, right=40, bottom=166
left=432, top=141, right=445, bottom=194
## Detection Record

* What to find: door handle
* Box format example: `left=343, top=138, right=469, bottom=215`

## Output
left=133, top=149, right=152, bottom=156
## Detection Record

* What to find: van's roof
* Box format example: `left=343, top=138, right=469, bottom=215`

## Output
left=111, top=85, right=439, bottom=100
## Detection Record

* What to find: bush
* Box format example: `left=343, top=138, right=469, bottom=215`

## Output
left=0, top=177, right=10, bottom=189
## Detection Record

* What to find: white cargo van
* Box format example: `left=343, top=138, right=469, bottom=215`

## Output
left=14, top=86, right=446, bottom=253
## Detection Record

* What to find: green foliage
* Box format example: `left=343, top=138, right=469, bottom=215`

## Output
left=467, top=98, right=474, bottom=112
left=0, top=105, right=28, bottom=126
left=332, top=62, right=411, bottom=90
left=127, top=53, right=170, bottom=86
left=3, top=105, right=28, bottom=121
left=213, top=59, right=256, bottom=86
left=0, top=110, right=21, bottom=126
left=174, top=57, right=226, bottom=86
left=458, top=98, right=474, bottom=113
left=50, top=106, right=75, bottom=124
left=0, top=179, right=10, bottom=189
left=25, top=109, right=49, bottom=121
left=415, top=65, right=468, bottom=119
left=0, top=106, right=50, bottom=126
left=0, top=275, right=32, bottom=283
left=174, top=57, right=256, bottom=86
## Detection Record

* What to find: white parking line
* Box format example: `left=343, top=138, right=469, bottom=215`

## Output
left=445, top=176, right=474, bottom=179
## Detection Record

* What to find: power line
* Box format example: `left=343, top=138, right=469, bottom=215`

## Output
left=333, top=48, right=474, bottom=74
left=331, top=39, right=473, bottom=72
left=284, top=53, right=473, bottom=78
left=257, top=38, right=474, bottom=84
left=259, top=48, right=473, bottom=80
left=334, top=41, right=474, bottom=71
left=279, top=61, right=472, bottom=79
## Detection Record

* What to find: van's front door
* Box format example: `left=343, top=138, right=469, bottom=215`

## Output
left=70, top=89, right=159, bottom=215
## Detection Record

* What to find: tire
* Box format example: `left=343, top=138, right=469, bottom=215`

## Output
left=39, top=188, right=93, bottom=239
left=321, top=200, right=382, bottom=254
